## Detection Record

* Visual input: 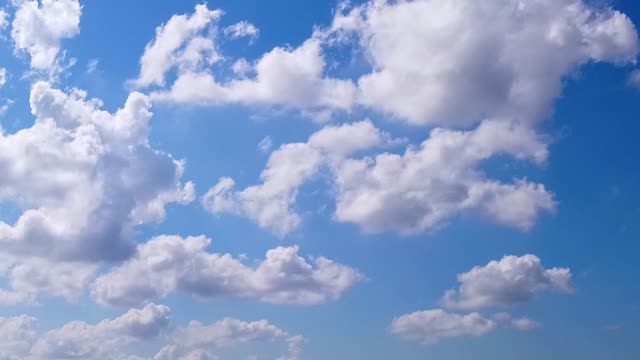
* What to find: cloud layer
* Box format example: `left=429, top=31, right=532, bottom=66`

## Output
left=0, top=304, right=302, bottom=360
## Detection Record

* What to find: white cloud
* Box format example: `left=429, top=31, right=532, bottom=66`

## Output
left=135, top=0, right=637, bottom=124
left=257, top=136, right=273, bottom=153
left=164, top=319, right=303, bottom=360
left=0, top=99, right=14, bottom=117
left=390, top=309, right=542, bottom=345
left=152, top=38, right=357, bottom=116
left=0, top=82, right=193, bottom=263
left=0, top=306, right=303, bottom=360
left=30, top=304, right=172, bottom=359
left=92, top=235, right=362, bottom=307
left=0, top=68, right=7, bottom=87
left=327, top=0, right=639, bottom=126
left=0, top=256, right=96, bottom=305
left=132, top=4, right=223, bottom=88
left=231, top=58, right=251, bottom=77
left=133, top=4, right=355, bottom=118
left=224, top=21, right=259, bottom=41
left=0, top=9, right=9, bottom=30
left=11, top=0, right=81, bottom=71
left=0, top=315, right=39, bottom=360
left=203, top=120, right=394, bottom=235
left=86, top=58, right=99, bottom=74
left=442, top=254, right=573, bottom=310
left=331, top=120, right=555, bottom=234
left=390, top=309, right=497, bottom=345
left=209, top=119, right=554, bottom=236
left=0, top=304, right=171, bottom=360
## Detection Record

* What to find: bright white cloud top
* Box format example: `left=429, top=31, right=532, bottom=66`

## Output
left=0, top=81, right=194, bottom=262
left=11, top=0, right=81, bottom=71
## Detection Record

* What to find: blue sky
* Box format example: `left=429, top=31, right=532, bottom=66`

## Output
left=0, top=0, right=639, bottom=359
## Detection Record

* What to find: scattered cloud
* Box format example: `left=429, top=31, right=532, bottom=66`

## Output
left=11, top=0, right=81, bottom=72
left=442, top=254, right=573, bottom=310
left=224, top=21, right=259, bottom=42
left=0, top=256, right=96, bottom=305
left=86, top=58, right=99, bottom=74
left=0, top=68, right=7, bottom=87
left=131, top=4, right=223, bottom=88
left=390, top=254, right=569, bottom=345
left=208, top=119, right=554, bottom=236
left=203, top=120, right=397, bottom=235
left=257, top=136, right=273, bottom=153
left=390, top=309, right=498, bottom=345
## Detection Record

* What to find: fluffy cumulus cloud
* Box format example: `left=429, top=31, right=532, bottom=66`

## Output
left=327, top=0, right=639, bottom=126
left=152, top=38, right=357, bottom=117
left=0, top=82, right=193, bottom=263
left=390, top=254, right=571, bottom=345
left=132, top=4, right=223, bottom=88
left=0, top=256, right=96, bottom=305
left=30, top=304, right=172, bottom=359
left=0, top=304, right=170, bottom=359
left=442, top=255, right=573, bottom=310
left=11, top=0, right=81, bottom=71
left=332, top=120, right=554, bottom=234
left=0, top=304, right=301, bottom=360
left=203, top=120, right=397, bottom=235
left=92, top=235, right=362, bottom=307
left=207, top=119, right=553, bottom=235
left=132, top=4, right=356, bottom=118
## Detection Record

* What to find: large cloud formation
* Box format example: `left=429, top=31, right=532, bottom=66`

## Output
left=0, top=82, right=194, bottom=263
left=92, top=235, right=362, bottom=307
left=328, top=0, right=638, bottom=126
left=190, top=0, right=639, bottom=236
left=137, top=0, right=638, bottom=125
